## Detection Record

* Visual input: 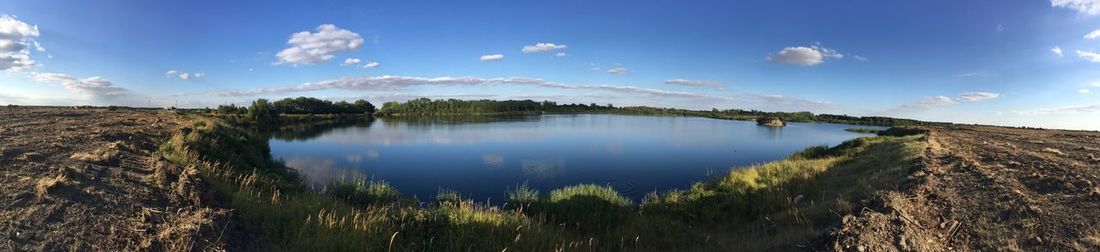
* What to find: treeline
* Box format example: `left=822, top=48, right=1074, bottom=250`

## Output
left=206, top=97, right=377, bottom=123
left=377, top=98, right=617, bottom=116
left=377, top=98, right=936, bottom=126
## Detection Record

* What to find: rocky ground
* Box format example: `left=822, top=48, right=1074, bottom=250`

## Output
left=832, top=125, right=1100, bottom=251
left=0, top=106, right=225, bottom=251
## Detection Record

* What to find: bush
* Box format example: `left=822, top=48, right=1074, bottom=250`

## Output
left=326, top=177, right=404, bottom=207
left=247, top=99, right=278, bottom=123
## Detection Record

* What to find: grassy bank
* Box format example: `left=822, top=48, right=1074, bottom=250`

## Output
left=158, top=115, right=926, bottom=250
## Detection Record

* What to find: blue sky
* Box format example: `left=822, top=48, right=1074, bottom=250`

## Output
left=2, top=0, right=1100, bottom=129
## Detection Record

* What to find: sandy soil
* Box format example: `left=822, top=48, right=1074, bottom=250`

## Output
left=0, top=106, right=226, bottom=251
left=832, top=125, right=1100, bottom=251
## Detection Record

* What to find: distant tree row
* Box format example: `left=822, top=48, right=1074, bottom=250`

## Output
left=377, top=98, right=616, bottom=116
left=376, top=98, right=937, bottom=126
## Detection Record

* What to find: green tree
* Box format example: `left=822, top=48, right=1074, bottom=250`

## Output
left=247, top=98, right=278, bottom=123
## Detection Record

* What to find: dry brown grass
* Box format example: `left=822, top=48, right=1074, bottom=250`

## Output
left=70, top=142, right=122, bottom=165
left=34, top=174, right=67, bottom=198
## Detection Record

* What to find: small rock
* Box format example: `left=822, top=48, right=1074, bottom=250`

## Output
left=857, top=245, right=866, bottom=252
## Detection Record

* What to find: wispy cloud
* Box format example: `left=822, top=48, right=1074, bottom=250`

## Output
left=275, top=24, right=364, bottom=65
left=480, top=54, right=504, bottom=62
left=342, top=58, right=361, bottom=66
left=1076, top=50, right=1100, bottom=63
left=166, top=70, right=204, bottom=80
left=767, top=43, right=843, bottom=66
left=606, top=67, right=628, bottom=74
left=1086, top=29, right=1100, bottom=39
left=31, top=72, right=128, bottom=99
left=208, top=75, right=731, bottom=102
left=521, top=43, right=567, bottom=53
left=1013, top=102, right=1100, bottom=115
left=747, top=93, right=833, bottom=110
left=1051, top=46, right=1064, bottom=57
left=664, top=79, right=725, bottom=90
left=958, top=92, right=1001, bottom=102
left=362, top=61, right=379, bottom=69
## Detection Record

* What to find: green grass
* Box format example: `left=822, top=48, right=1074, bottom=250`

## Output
left=159, top=116, right=927, bottom=250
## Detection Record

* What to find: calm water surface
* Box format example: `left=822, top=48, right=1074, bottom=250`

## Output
left=269, top=114, right=880, bottom=202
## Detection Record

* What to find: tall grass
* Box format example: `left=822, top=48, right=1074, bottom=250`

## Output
left=159, top=115, right=926, bottom=250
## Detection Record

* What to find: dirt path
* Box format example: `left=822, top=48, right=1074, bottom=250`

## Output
left=0, top=107, right=225, bottom=251
left=832, top=125, right=1100, bottom=251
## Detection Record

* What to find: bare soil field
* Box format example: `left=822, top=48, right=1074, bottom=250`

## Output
left=832, top=125, right=1100, bottom=251
left=0, top=107, right=225, bottom=251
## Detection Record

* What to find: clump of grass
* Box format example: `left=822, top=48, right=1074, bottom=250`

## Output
left=70, top=142, right=123, bottom=165
left=506, top=182, right=540, bottom=209
left=326, top=176, right=405, bottom=207
left=434, top=188, right=467, bottom=205
left=540, top=184, right=633, bottom=231
left=35, top=173, right=67, bottom=198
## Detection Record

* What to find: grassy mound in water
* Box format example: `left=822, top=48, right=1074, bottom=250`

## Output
left=159, top=115, right=927, bottom=251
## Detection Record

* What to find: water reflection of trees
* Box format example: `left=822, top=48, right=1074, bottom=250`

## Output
left=269, top=118, right=376, bottom=141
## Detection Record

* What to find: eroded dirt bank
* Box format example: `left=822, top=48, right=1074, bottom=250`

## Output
left=832, top=125, right=1100, bottom=251
left=0, top=107, right=226, bottom=251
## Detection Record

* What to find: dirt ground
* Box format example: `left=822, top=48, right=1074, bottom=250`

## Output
left=832, top=125, right=1100, bottom=251
left=0, top=107, right=225, bottom=251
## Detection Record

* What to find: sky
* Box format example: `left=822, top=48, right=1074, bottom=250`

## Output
left=2, top=0, right=1100, bottom=130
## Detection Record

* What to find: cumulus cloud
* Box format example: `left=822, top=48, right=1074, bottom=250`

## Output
left=0, top=15, right=41, bottom=71
left=521, top=43, right=567, bottom=53
left=555, top=52, right=567, bottom=57
left=1079, top=88, right=1091, bottom=94
left=1076, top=50, right=1100, bottom=62
left=362, top=61, right=379, bottom=69
left=1051, top=0, right=1100, bottom=15
left=275, top=24, right=364, bottom=65
left=958, top=92, right=1001, bottom=102
left=480, top=54, right=504, bottom=62
left=1052, top=46, right=1064, bottom=57
left=664, top=79, right=725, bottom=90
left=208, top=75, right=730, bottom=102
left=343, top=58, right=361, bottom=66
left=767, top=43, right=843, bottom=66
left=32, top=72, right=127, bottom=99
left=166, top=70, right=204, bottom=80
left=1013, top=103, right=1100, bottom=115
left=606, top=67, right=628, bottom=74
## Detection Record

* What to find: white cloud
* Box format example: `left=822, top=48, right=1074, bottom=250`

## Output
left=606, top=67, right=628, bottom=74
left=1052, top=46, right=1064, bottom=57
left=275, top=24, right=364, bottom=65
left=1013, top=102, right=1100, bottom=115
left=958, top=92, right=1001, bottom=102
left=767, top=43, right=843, bottom=66
left=555, top=52, right=567, bottom=57
left=166, top=70, right=204, bottom=80
left=1093, top=81, right=1100, bottom=87
left=748, top=93, right=833, bottom=109
left=0, top=15, right=41, bottom=71
left=664, top=79, right=725, bottom=90
left=343, top=58, right=361, bottom=66
left=362, top=61, right=379, bottom=69
left=1051, top=0, right=1100, bottom=15
left=32, top=72, right=127, bottom=99
left=1076, top=50, right=1100, bottom=63
left=480, top=54, right=504, bottom=62
left=521, top=43, right=567, bottom=53
left=852, top=55, right=869, bottom=62
left=1079, top=88, right=1091, bottom=94
left=1086, top=29, right=1100, bottom=39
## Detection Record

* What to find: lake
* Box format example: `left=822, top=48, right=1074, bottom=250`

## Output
left=269, top=114, right=881, bottom=203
